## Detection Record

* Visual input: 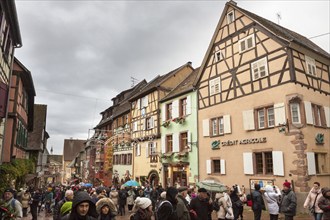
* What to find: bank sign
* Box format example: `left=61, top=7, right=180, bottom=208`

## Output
left=211, top=137, right=267, bottom=149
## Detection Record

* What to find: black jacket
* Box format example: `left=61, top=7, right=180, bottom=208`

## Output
left=189, top=197, right=212, bottom=220
left=63, top=191, right=97, bottom=220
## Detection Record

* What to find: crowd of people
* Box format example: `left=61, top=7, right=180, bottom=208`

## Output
left=0, top=181, right=329, bottom=220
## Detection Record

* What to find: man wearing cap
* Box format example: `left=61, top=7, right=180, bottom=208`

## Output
left=3, top=188, right=23, bottom=219
left=177, top=186, right=191, bottom=220
left=189, top=188, right=212, bottom=220
left=280, top=181, right=297, bottom=220
left=62, top=191, right=97, bottom=220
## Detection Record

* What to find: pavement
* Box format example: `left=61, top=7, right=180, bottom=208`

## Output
left=21, top=206, right=312, bottom=220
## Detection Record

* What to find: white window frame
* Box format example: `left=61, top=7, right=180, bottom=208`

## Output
left=290, top=103, right=301, bottom=124
left=209, top=77, right=221, bottom=95
left=305, top=55, right=316, bottom=76
left=145, top=117, right=154, bottom=130
left=227, top=10, right=235, bottom=24
left=219, top=117, right=224, bottom=135
left=239, top=34, right=255, bottom=53
left=251, top=57, right=268, bottom=80
left=149, top=142, right=156, bottom=156
left=215, top=50, right=224, bottom=62
left=258, top=109, right=265, bottom=129
left=267, top=107, right=275, bottom=127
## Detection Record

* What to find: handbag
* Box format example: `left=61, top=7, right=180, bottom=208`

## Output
left=309, top=193, right=319, bottom=215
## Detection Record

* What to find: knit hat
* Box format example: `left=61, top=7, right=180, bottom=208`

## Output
left=198, top=188, right=207, bottom=193
left=283, top=181, right=291, bottom=188
left=4, top=188, right=15, bottom=194
left=178, top=186, right=188, bottom=193
left=134, top=197, right=152, bottom=209
left=60, top=201, right=72, bottom=215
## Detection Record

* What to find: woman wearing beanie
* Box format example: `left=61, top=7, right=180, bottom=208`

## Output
left=130, top=197, right=153, bottom=220
left=95, top=198, right=117, bottom=220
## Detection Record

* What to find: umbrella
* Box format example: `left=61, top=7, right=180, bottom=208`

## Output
left=123, top=180, right=140, bottom=187
left=83, top=183, right=93, bottom=188
left=196, top=180, right=227, bottom=192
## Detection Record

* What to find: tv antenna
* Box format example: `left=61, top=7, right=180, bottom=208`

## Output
left=131, top=77, right=139, bottom=87
left=276, top=12, right=282, bottom=25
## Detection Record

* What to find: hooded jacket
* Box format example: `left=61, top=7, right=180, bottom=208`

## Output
left=62, top=191, right=97, bottom=220
left=304, top=187, right=323, bottom=213
left=264, top=185, right=281, bottom=215
left=95, top=198, right=117, bottom=220
left=318, top=187, right=330, bottom=220
left=156, top=187, right=178, bottom=220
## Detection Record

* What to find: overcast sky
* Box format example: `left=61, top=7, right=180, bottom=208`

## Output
left=14, top=0, right=329, bottom=155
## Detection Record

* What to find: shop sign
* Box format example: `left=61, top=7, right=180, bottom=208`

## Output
left=212, top=137, right=267, bottom=149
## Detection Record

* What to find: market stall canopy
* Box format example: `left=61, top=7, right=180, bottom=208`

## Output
left=196, top=180, right=227, bottom=192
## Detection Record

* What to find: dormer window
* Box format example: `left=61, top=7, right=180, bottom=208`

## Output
left=305, top=55, right=316, bottom=76
left=239, top=34, right=255, bottom=53
left=227, top=10, right=235, bottom=24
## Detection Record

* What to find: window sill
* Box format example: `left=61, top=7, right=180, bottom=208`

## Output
left=315, top=173, right=330, bottom=176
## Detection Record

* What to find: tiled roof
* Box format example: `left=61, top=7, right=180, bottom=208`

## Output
left=129, top=62, right=192, bottom=101
left=27, top=104, right=47, bottom=151
left=232, top=2, right=330, bottom=59
left=63, top=139, right=86, bottom=161
left=161, top=67, right=200, bottom=102
left=48, top=155, right=63, bottom=164
left=95, top=80, right=148, bottom=128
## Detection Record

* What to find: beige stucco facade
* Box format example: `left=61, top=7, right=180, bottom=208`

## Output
left=196, top=1, right=330, bottom=212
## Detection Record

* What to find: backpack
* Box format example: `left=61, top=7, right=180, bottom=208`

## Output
left=155, top=200, right=173, bottom=220
left=212, top=199, right=220, bottom=211
left=246, top=193, right=253, bottom=207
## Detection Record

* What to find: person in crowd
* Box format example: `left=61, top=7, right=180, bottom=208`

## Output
left=54, top=189, right=74, bottom=220
left=21, top=189, right=31, bottom=217
left=318, top=187, right=330, bottom=220
left=238, top=185, right=247, bottom=220
left=252, top=183, right=265, bottom=220
left=215, top=189, right=233, bottom=220
left=127, top=187, right=136, bottom=212
left=109, top=187, right=119, bottom=212
left=2, top=188, right=23, bottom=218
left=16, top=188, right=24, bottom=204
left=96, top=197, right=117, bottom=220
left=54, top=187, right=63, bottom=207
left=186, top=188, right=192, bottom=204
left=137, top=187, right=145, bottom=198
left=149, top=186, right=159, bottom=211
left=189, top=188, right=212, bottom=220
left=60, top=201, right=72, bottom=219
left=177, top=186, right=190, bottom=220
left=44, top=187, right=54, bottom=216
left=280, top=181, right=297, bottom=220
left=264, top=185, right=281, bottom=220
left=118, top=186, right=127, bottom=216
left=156, top=187, right=179, bottom=220
left=230, top=185, right=243, bottom=220
left=130, top=197, right=153, bottom=220
left=304, top=182, right=323, bottom=220
left=144, top=185, right=152, bottom=199
left=62, top=190, right=97, bottom=220
left=30, top=188, right=42, bottom=220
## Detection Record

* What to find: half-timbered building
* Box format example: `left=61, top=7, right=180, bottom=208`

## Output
left=93, top=80, right=147, bottom=186
left=130, top=62, right=194, bottom=186
left=195, top=0, right=330, bottom=207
